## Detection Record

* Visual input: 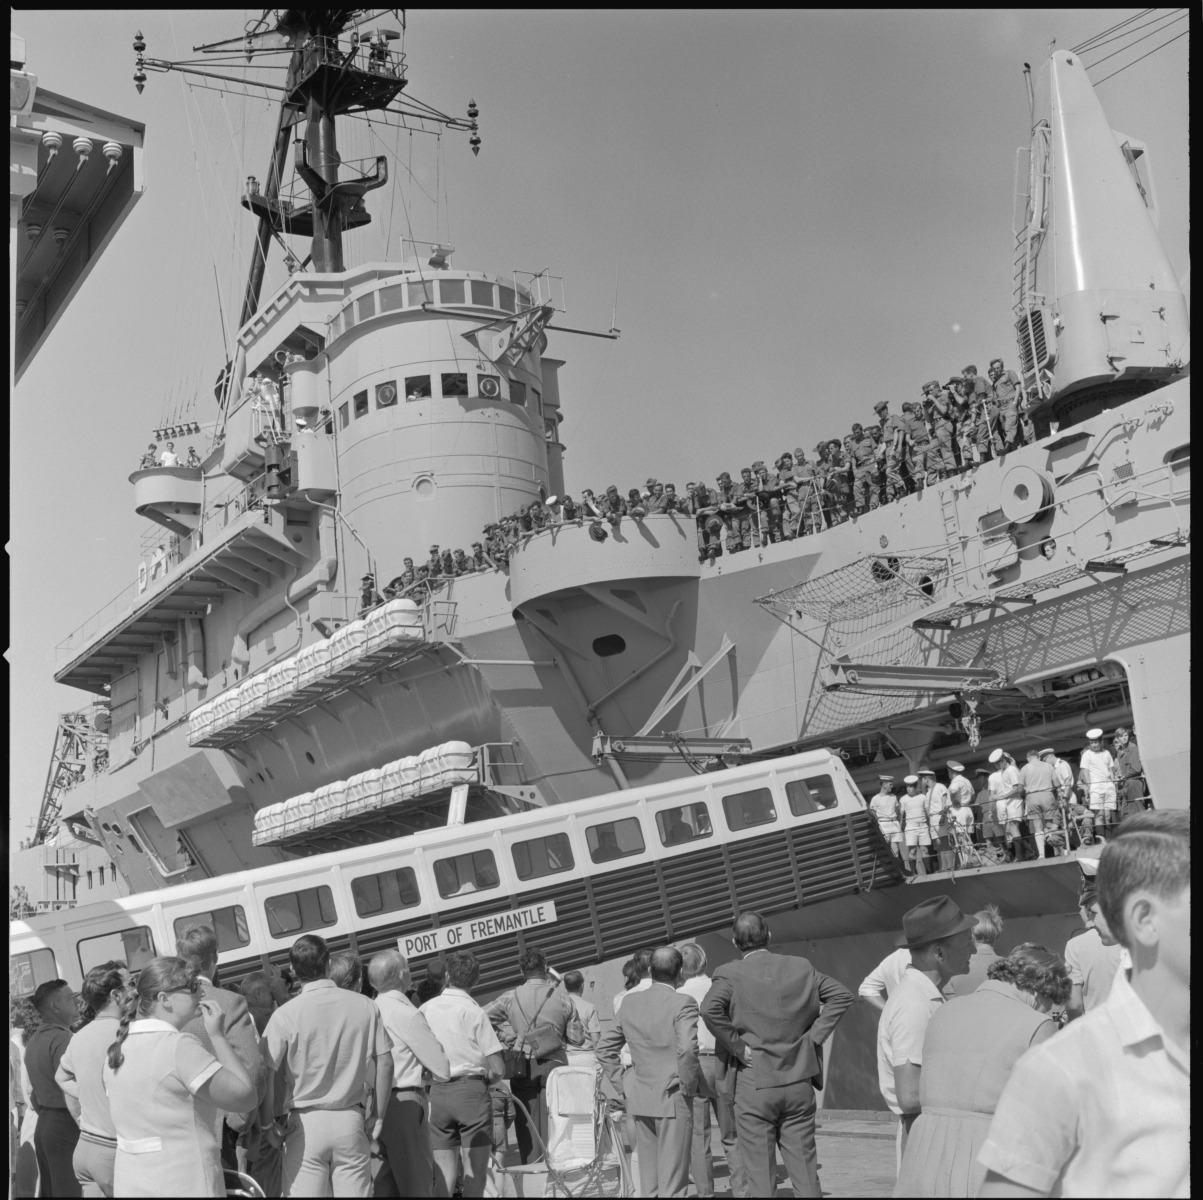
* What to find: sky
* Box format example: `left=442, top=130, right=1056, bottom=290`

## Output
left=9, top=9, right=1189, bottom=842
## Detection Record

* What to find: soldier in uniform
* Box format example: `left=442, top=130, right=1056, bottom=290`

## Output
left=774, top=452, right=801, bottom=538
left=626, top=488, right=648, bottom=518
left=662, top=483, right=683, bottom=514
left=600, top=485, right=628, bottom=527
left=579, top=488, right=602, bottom=519
left=411, top=563, right=433, bottom=599
left=791, top=450, right=824, bottom=535
left=868, top=425, right=888, bottom=506
left=359, top=573, right=382, bottom=614
left=962, top=364, right=999, bottom=461
left=733, top=467, right=763, bottom=547
left=714, top=471, right=746, bottom=552
left=559, top=495, right=580, bottom=522
left=899, top=402, right=931, bottom=491
left=688, top=481, right=723, bottom=562
left=646, top=481, right=670, bottom=514
left=945, top=377, right=972, bottom=469
left=528, top=498, right=549, bottom=530
left=848, top=423, right=879, bottom=515
left=988, top=357, right=1026, bottom=450
left=922, top=380, right=956, bottom=481
left=748, top=460, right=782, bottom=542
left=453, top=549, right=471, bottom=575
left=140, top=442, right=159, bottom=468
left=470, top=543, right=489, bottom=571
left=824, top=441, right=852, bottom=524
left=876, top=400, right=908, bottom=501
left=426, top=544, right=443, bottom=579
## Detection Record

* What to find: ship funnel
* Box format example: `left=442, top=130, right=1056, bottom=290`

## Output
left=1013, top=51, right=1189, bottom=427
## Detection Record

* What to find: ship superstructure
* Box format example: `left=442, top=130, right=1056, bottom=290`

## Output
left=20, top=14, right=1190, bottom=1111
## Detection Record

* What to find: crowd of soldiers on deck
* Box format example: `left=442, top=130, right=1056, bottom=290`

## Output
left=360, top=358, right=1035, bottom=608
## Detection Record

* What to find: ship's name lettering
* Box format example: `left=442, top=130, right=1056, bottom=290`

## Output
left=397, top=900, right=558, bottom=959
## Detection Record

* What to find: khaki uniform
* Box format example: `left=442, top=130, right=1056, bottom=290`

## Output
left=848, top=435, right=879, bottom=513
left=880, top=415, right=909, bottom=500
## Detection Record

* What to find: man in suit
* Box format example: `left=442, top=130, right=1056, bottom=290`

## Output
left=176, top=925, right=266, bottom=1170
left=701, top=911, right=854, bottom=1198
left=599, top=947, right=701, bottom=1198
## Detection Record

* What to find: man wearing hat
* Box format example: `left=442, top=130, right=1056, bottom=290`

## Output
left=773, top=452, right=802, bottom=537
left=868, top=776, right=905, bottom=873
left=987, top=356, right=1024, bottom=451
left=962, top=363, right=1001, bottom=460
left=790, top=450, right=824, bottom=536
left=847, top=424, right=878, bottom=516
left=987, top=748, right=1024, bottom=862
left=920, top=769, right=954, bottom=872
left=1078, top=728, right=1118, bottom=838
left=714, top=471, right=747, bottom=552
left=877, top=898, right=975, bottom=1169
left=875, top=400, right=908, bottom=501
left=898, top=776, right=930, bottom=877
left=921, top=380, right=956, bottom=481
left=359, top=572, right=382, bottom=615
left=426, top=544, right=443, bottom=578
left=899, top=402, right=931, bottom=493
left=1018, top=748, right=1059, bottom=859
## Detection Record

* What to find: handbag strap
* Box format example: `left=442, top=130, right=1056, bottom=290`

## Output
left=514, top=983, right=556, bottom=1034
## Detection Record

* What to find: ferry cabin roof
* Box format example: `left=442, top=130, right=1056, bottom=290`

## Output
left=11, top=748, right=878, bottom=997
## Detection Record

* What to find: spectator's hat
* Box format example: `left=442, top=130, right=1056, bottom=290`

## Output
left=1085, top=727, right=1104, bottom=740
left=471, top=542, right=483, bottom=550
left=873, top=400, right=889, bottom=412
left=646, top=477, right=658, bottom=487
left=588, top=522, right=608, bottom=542
left=903, top=774, right=919, bottom=785
left=895, top=896, right=976, bottom=949
left=361, top=574, right=375, bottom=583
left=429, top=544, right=439, bottom=553
left=917, top=767, right=935, bottom=777
left=901, top=401, right=916, bottom=412
left=717, top=471, right=732, bottom=482
left=814, top=441, right=826, bottom=451
left=751, top=460, right=766, bottom=471
left=1038, top=747, right=1056, bottom=757
left=988, top=747, right=1005, bottom=764
left=947, top=760, right=965, bottom=771
left=946, top=377, right=962, bottom=388
left=924, top=379, right=941, bottom=391
left=1112, top=725, right=1130, bottom=736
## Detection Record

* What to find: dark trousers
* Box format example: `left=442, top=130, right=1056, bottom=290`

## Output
left=733, top=1071, right=820, bottom=1199
left=510, top=1074, right=548, bottom=1165
left=691, top=1054, right=748, bottom=1198
left=374, top=1091, right=433, bottom=1197
left=34, top=1107, right=82, bottom=1199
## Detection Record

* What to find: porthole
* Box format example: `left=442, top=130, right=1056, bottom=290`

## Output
left=304, top=751, right=316, bottom=765
left=593, top=634, right=626, bottom=657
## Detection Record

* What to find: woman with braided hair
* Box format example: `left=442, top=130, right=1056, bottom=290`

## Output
left=101, top=957, right=256, bottom=1197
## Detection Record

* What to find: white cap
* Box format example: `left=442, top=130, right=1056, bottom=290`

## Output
left=988, top=748, right=1004, bottom=764
left=1086, top=727, right=1104, bottom=740
left=903, top=774, right=919, bottom=785
left=917, top=768, right=935, bottom=776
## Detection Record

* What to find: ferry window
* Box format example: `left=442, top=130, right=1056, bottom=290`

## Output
left=498, top=285, right=515, bottom=312
left=405, top=375, right=431, bottom=401
left=471, top=280, right=495, bottom=307
left=354, top=391, right=369, bottom=419
left=510, top=381, right=527, bottom=407
left=173, top=906, right=250, bottom=952
left=338, top=402, right=349, bottom=429
left=512, top=833, right=574, bottom=881
left=264, top=885, right=337, bottom=938
left=438, top=278, right=465, bottom=304
left=586, top=817, right=645, bottom=864
left=655, top=802, right=713, bottom=848
left=77, top=927, right=157, bottom=977
left=722, top=787, right=777, bottom=831
left=408, top=280, right=433, bottom=306
left=87, top=870, right=93, bottom=889
left=441, top=373, right=469, bottom=398
left=379, top=284, right=405, bottom=312
left=785, top=775, right=840, bottom=817
left=357, top=293, right=376, bottom=321
left=110, top=864, right=117, bottom=883
left=544, top=418, right=557, bottom=443
left=376, top=381, right=398, bottom=409
left=351, top=867, right=421, bottom=917
left=433, top=850, right=500, bottom=899
left=10, top=949, right=57, bottom=999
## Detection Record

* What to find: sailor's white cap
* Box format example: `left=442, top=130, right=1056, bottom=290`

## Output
left=878, top=774, right=895, bottom=783
left=917, top=768, right=935, bottom=776
left=903, top=774, right=919, bottom=785
left=946, top=760, right=965, bottom=771
left=988, top=748, right=1005, bottom=764
left=1086, top=727, right=1104, bottom=740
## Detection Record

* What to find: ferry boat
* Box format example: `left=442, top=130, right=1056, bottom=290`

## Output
left=13, top=13, right=1188, bottom=1110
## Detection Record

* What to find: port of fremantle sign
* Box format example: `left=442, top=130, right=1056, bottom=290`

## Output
left=398, top=900, right=558, bottom=959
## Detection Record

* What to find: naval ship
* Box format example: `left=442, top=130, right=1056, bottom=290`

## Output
left=15, top=13, right=1189, bottom=1108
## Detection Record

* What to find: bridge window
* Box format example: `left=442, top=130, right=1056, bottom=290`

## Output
left=722, top=787, right=777, bottom=831
left=785, top=775, right=840, bottom=816
left=338, top=402, right=349, bottom=429
left=434, top=850, right=500, bottom=899
left=408, top=280, right=433, bottom=306
left=510, top=381, right=527, bottom=407
left=439, top=278, right=465, bottom=304
left=354, top=390, right=369, bottom=419
left=441, top=373, right=470, bottom=398
left=498, top=285, right=515, bottom=312
left=379, top=284, right=405, bottom=312
left=352, top=867, right=421, bottom=917
left=264, top=886, right=337, bottom=938
left=471, top=280, right=495, bottom=307
left=77, top=926, right=157, bottom=977
left=655, top=802, right=713, bottom=847
left=173, top=906, right=250, bottom=952
left=586, top=817, right=645, bottom=864
left=512, top=833, right=574, bottom=881
left=10, top=949, right=57, bottom=999
left=405, top=375, right=431, bottom=401
left=357, top=293, right=376, bottom=321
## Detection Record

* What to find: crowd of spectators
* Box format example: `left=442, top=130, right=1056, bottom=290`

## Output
left=359, top=359, right=1037, bottom=608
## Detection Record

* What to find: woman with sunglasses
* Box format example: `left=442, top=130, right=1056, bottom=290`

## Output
left=102, top=957, right=257, bottom=1197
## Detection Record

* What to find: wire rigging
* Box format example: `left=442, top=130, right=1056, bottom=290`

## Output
left=1094, top=27, right=1188, bottom=84
left=1071, top=8, right=1155, bottom=53
left=1081, top=11, right=1187, bottom=69
left=1076, top=8, right=1185, bottom=56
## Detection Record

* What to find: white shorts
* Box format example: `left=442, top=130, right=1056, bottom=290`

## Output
left=1088, top=784, right=1118, bottom=811
left=904, top=829, right=931, bottom=847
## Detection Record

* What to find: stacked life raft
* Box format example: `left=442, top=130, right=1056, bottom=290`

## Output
left=252, top=740, right=478, bottom=847
left=188, top=598, right=424, bottom=745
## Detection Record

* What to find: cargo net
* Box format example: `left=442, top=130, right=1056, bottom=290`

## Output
left=755, top=554, right=952, bottom=625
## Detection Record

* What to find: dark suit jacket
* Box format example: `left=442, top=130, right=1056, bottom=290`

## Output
left=701, top=950, right=853, bottom=1091
left=598, top=982, right=701, bottom=1118
left=182, top=977, right=266, bottom=1112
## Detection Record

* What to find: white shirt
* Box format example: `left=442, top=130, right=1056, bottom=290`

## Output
left=419, top=987, right=503, bottom=1080
left=947, top=774, right=974, bottom=809
left=977, top=968, right=1189, bottom=1196
left=876, top=967, right=946, bottom=1114
left=952, top=806, right=974, bottom=829
left=869, top=792, right=900, bottom=836
left=989, top=763, right=1023, bottom=821
left=925, top=782, right=951, bottom=834
left=858, top=947, right=911, bottom=1001
left=898, top=792, right=929, bottom=834
left=159, top=449, right=180, bottom=467
left=676, top=976, right=716, bottom=1054
left=374, top=988, right=450, bottom=1088
left=1079, top=748, right=1118, bottom=808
